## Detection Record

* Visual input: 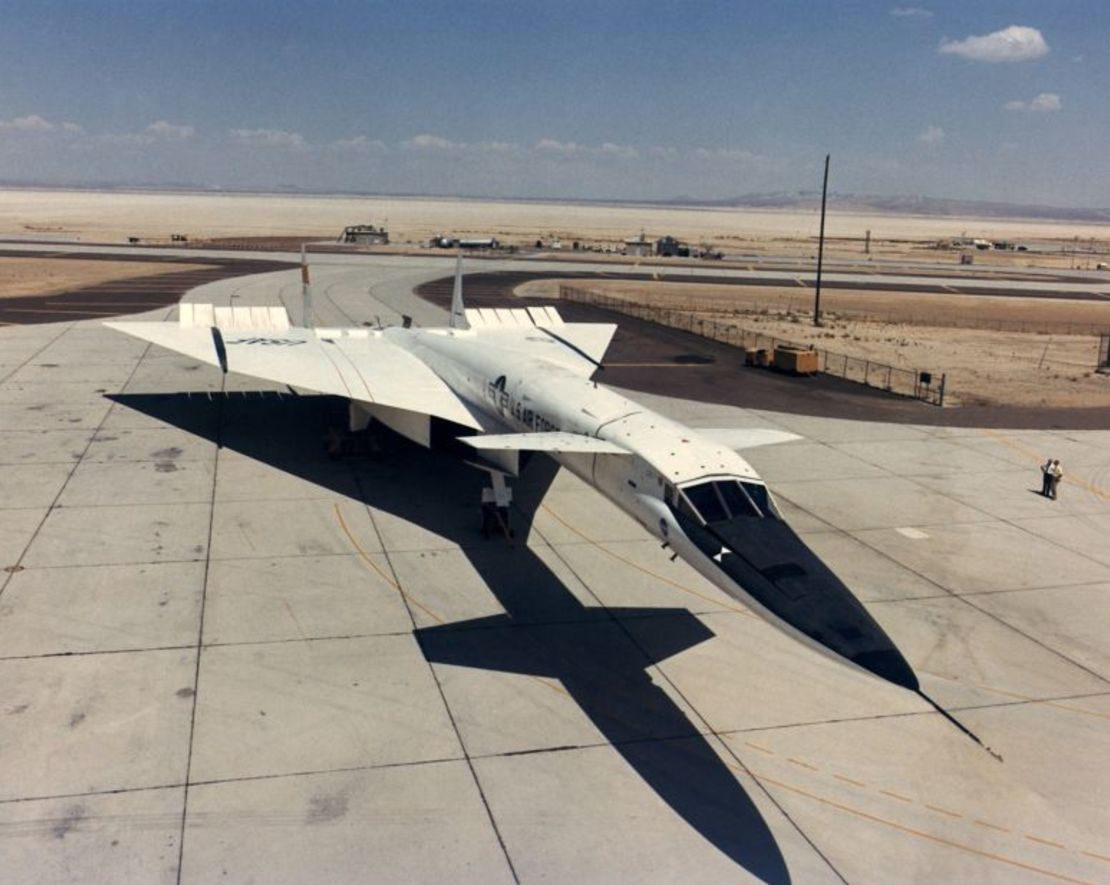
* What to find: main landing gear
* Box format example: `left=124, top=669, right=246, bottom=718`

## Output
left=481, top=473, right=514, bottom=541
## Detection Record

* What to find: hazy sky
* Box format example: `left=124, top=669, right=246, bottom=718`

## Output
left=0, top=1, right=1105, bottom=206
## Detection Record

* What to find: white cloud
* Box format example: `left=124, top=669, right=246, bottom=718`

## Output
left=145, top=120, right=194, bottom=139
left=891, top=7, right=932, bottom=18
left=405, top=133, right=460, bottom=150
left=918, top=125, right=945, bottom=144
left=535, top=138, right=582, bottom=155
left=1004, top=92, right=1061, bottom=113
left=228, top=127, right=306, bottom=148
left=691, top=146, right=764, bottom=163
left=3, top=114, right=54, bottom=131
left=330, top=135, right=388, bottom=152
left=0, top=113, right=83, bottom=133
left=938, top=25, right=1048, bottom=62
left=600, top=142, right=639, bottom=160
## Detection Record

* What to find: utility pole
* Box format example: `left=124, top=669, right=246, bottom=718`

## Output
left=813, top=154, right=830, bottom=327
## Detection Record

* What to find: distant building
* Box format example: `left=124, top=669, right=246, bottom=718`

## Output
left=655, top=235, right=689, bottom=258
left=340, top=224, right=389, bottom=245
left=623, top=232, right=651, bottom=257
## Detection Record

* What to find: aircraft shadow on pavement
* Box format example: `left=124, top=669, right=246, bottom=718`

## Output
left=110, top=390, right=791, bottom=882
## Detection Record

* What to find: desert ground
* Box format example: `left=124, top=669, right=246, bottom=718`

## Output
left=0, top=257, right=206, bottom=299
left=520, top=279, right=1110, bottom=409
left=3, top=188, right=1110, bottom=409
left=3, top=188, right=1110, bottom=269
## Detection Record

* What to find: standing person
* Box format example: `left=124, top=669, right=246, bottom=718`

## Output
left=1041, top=458, right=1054, bottom=497
left=1050, top=460, right=1064, bottom=500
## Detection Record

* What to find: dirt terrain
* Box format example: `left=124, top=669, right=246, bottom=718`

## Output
left=520, top=279, right=1110, bottom=408
left=4, top=188, right=1110, bottom=408
left=0, top=257, right=207, bottom=299
left=3, top=188, right=1109, bottom=270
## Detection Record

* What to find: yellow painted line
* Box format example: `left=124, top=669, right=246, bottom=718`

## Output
left=334, top=504, right=571, bottom=697
left=540, top=504, right=754, bottom=617
left=1081, top=851, right=1110, bottom=863
left=1026, top=835, right=1068, bottom=850
left=744, top=741, right=775, bottom=756
left=742, top=766, right=1095, bottom=885
left=788, top=757, right=819, bottom=771
left=333, top=503, right=444, bottom=625
left=976, top=819, right=1013, bottom=834
left=880, top=789, right=914, bottom=803
left=834, top=773, right=867, bottom=788
left=926, top=803, right=964, bottom=819
left=942, top=673, right=1110, bottom=722
left=979, top=428, right=1110, bottom=503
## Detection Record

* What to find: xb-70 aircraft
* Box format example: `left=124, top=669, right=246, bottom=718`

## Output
left=107, top=259, right=986, bottom=738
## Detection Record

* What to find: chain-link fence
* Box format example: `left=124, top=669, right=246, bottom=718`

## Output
left=560, top=285, right=946, bottom=405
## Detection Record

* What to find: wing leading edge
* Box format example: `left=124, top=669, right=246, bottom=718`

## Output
left=104, top=314, right=481, bottom=431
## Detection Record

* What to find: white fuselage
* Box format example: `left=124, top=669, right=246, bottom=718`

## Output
left=384, top=325, right=919, bottom=691
left=389, top=326, right=831, bottom=650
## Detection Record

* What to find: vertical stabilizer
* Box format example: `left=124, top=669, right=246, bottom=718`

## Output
left=301, top=244, right=314, bottom=329
left=449, top=253, right=469, bottom=330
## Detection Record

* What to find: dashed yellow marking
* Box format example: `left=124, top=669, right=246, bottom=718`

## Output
left=976, top=819, right=1013, bottom=834
left=1026, top=835, right=1068, bottom=850
left=335, top=499, right=1105, bottom=873
left=925, top=803, right=963, bottom=819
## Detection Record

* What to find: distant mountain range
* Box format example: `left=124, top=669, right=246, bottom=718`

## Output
left=658, top=191, right=1110, bottom=223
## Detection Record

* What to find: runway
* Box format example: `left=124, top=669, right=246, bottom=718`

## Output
left=0, top=256, right=1107, bottom=883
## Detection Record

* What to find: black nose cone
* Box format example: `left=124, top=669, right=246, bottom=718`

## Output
left=677, top=513, right=920, bottom=691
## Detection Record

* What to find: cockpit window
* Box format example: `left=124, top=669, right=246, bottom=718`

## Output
left=677, top=479, right=780, bottom=524
left=684, top=482, right=728, bottom=524
left=717, top=480, right=761, bottom=518
left=741, top=481, right=780, bottom=518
